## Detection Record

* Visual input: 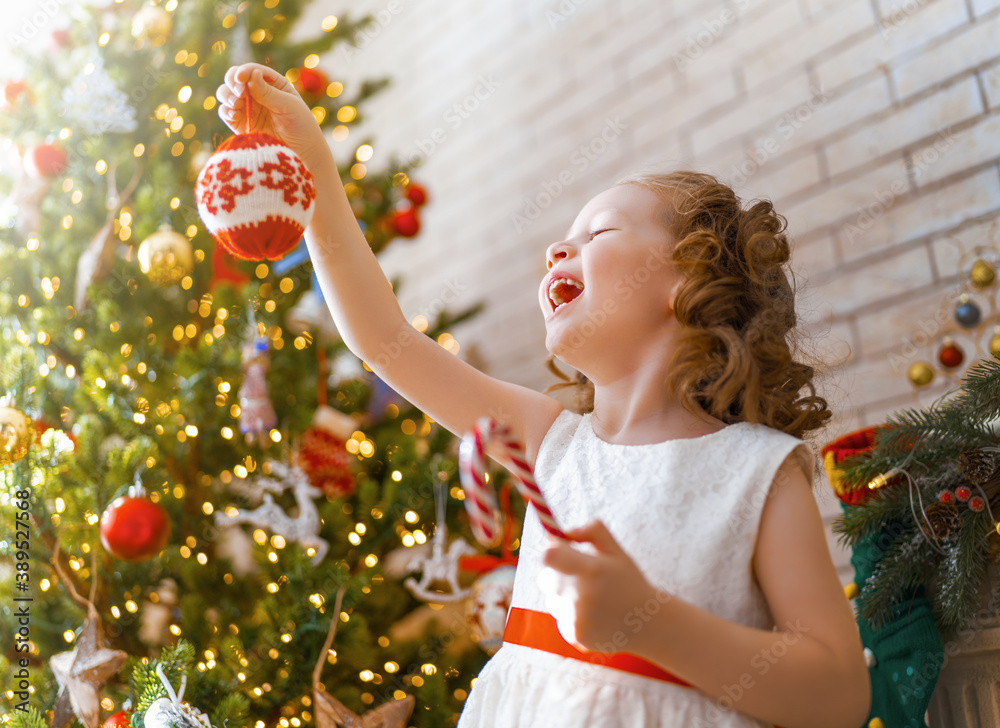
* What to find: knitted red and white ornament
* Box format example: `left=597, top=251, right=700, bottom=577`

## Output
left=195, top=130, right=316, bottom=261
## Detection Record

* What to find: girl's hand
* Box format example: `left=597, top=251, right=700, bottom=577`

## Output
left=541, top=520, right=665, bottom=653
left=215, top=63, right=326, bottom=160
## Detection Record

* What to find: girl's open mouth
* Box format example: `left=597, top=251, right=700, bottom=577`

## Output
left=548, top=277, right=584, bottom=314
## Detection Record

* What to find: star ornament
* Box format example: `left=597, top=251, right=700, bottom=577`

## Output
left=50, top=607, right=128, bottom=728
left=313, top=688, right=414, bottom=728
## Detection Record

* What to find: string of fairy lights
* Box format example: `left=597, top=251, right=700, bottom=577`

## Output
left=0, top=0, right=486, bottom=722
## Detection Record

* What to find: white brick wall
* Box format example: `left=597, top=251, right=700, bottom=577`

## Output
left=298, top=0, right=1000, bottom=583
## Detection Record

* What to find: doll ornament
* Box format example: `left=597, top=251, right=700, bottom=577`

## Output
left=238, top=336, right=278, bottom=445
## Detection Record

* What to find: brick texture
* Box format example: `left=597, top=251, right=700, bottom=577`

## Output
left=299, top=0, right=1000, bottom=584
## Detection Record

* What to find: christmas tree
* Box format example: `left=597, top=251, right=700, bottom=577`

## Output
left=0, top=3, right=509, bottom=727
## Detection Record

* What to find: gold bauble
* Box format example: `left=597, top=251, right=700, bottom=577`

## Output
left=131, top=4, right=172, bottom=47
left=971, top=259, right=996, bottom=289
left=907, top=361, right=935, bottom=387
left=0, top=404, right=34, bottom=465
left=990, top=332, right=1000, bottom=357
left=138, top=225, right=193, bottom=285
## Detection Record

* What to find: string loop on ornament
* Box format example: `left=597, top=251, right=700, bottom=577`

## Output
left=244, top=89, right=253, bottom=135
left=129, top=467, right=148, bottom=499
left=435, top=476, right=447, bottom=531
left=155, top=663, right=185, bottom=705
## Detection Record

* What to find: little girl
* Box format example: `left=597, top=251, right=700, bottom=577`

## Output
left=216, top=64, right=871, bottom=728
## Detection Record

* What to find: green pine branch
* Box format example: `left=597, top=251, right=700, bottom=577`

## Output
left=857, top=532, right=938, bottom=629
left=5, top=707, right=47, bottom=728
left=941, top=354, right=1000, bottom=423
left=833, top=488, right=913, bottom=548
left=931, top=510, right=992, bottom=633
left=132, top=641, right=197, bottom=722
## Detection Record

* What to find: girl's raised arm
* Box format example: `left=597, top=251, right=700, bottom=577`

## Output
left=216, top=64, right=563, bottom=466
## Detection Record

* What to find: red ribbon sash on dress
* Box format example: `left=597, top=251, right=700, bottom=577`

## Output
left=502, top=607, right=783, bottom=728
left=502, top=606, right=692, bottom=686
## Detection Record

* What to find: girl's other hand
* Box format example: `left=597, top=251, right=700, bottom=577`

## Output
left=541, top=520, right=667, bottom=653
left=215, top=63, right=326, bottom=160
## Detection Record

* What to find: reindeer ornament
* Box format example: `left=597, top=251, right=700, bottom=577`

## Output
left=215, top=460, right=329, bottom=565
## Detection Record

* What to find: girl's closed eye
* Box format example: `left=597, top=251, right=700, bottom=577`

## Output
left=588, top=229, right=614, bottom=240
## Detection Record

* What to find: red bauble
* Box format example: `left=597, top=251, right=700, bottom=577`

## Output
left=296, top=67, right=328, bottom=96
left=102, top=710, right=132, bottom=728
left=3, top=80, right=29, bottom=108
left=24, top=143, right=68, bottom=179
left=392, top=205, right=421, bottom=238
left=937, top=489, right=954, bottom=503
left=405, top=183, right=428, bottom=207
left=938, top=342, right=964, bottom=368
left=49, top=30, right=71, bottom=50
left=296, top=406, right=356, bottom=499
left=955, top=485, right=971, bottom=502
left=100, top=494, right=170, bottom=562
left=195, top=132, right=316, bottom=261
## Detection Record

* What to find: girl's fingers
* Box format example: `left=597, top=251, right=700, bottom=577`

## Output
left=216, top=84, right=236, bottom=107
left=262, top=70, right=289, bottom=89
left=542, top=541, right=593, bottom=576
left=224, top=64, right=240, bottom=89
left=564, top=520, right=621, bottom=554
left=233, top=62, right=273, bottom=84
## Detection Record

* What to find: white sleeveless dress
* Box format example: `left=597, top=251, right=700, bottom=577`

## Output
left=457, top=408, right=815, bottom=728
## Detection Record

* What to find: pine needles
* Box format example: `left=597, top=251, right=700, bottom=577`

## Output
left=835, top=355, right=1000, bottom=634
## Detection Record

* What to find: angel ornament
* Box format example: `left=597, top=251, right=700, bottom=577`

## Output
left=404, top=480, right=475, bottom=602
left=215, top=460, right=329, bottom=565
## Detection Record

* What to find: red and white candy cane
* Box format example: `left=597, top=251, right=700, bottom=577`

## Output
left=458, top=416, right=565, bottom=547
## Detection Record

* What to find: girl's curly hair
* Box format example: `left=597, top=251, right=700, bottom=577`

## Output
left=544, top=170, right=831, bottom=440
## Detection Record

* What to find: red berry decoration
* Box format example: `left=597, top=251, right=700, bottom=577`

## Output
left=392, top=205, right=421, bottom=238
left=938, top=341, right=964, bottom=368
left=405, top=183, right=428, bottom=207
left=102, top=710, right=132, bottom=728
left=295, top=67, right=328, bottom=97
left=2, top=80, right=29, bottom=108
left=969, top=496, right=986, bottom=512
left=938, top=489, right=955, bottom=503
left=100, top=489, right=170, bottom=562
left=955, top=485, right=971, bottom=502
left=196, top=132, right=316, bottom=261
left=23, top=143, right=68, bottom=179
